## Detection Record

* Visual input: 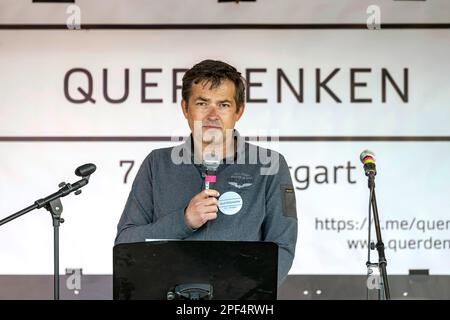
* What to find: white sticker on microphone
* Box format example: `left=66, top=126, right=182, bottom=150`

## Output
left=218, top=191, right=243, bottom=215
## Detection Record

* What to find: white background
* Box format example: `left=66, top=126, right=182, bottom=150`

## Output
left=0, top=2, right=449, bottom=275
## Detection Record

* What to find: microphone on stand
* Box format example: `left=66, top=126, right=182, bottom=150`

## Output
left=359, top=149, right=390, bottom=300
left=0, top=163, right=96, bottom=301
left=360, top=150, right=377, bottom=177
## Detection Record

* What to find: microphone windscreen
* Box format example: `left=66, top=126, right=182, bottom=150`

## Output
left=360, top=150, right=376, bottom=164
left=75, top=163, right=97, bottom=177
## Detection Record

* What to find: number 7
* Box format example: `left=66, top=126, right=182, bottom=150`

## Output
left=120, top=160, right=135, bottom=184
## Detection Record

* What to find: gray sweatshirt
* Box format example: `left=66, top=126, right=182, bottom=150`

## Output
left=115, top=132, right=298, bottom=285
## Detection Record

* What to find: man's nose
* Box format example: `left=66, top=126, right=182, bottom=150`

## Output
left=206, top=105, right=219, bottom=120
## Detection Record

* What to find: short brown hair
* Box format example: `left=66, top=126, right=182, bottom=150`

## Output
left=182, top=59, right=245, bottom=112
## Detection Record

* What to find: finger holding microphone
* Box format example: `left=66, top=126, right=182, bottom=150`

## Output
left=184, top=189, right=220, bottom=230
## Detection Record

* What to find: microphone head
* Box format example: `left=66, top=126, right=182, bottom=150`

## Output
left=75, top=163, right=97, bottom=177
left=360, top=150, right=376, bottom=165
left=203, top=153, right=220, bottom=172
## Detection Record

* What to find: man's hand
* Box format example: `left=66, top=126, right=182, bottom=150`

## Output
left=184, top=189, right=220, bottom=230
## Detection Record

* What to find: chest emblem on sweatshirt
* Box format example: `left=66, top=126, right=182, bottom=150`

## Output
left=227, top=173, right=254, bottom=189
left=218, top=191, right=243, bottom=215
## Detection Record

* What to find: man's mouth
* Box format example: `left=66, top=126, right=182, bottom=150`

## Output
left=203, top=125, right=221, bottom=129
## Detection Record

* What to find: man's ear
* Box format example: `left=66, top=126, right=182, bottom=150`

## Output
left=181, top=99, right=189, bottom=119
left=235, top=104, right=245, bottom=121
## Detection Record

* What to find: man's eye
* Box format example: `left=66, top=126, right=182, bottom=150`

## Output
left=220, top=104, right=230, bottom=108
left=196, top=102, right=207, bottom=106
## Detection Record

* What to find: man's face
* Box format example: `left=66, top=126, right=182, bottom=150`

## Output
left=182, top=79, right=245, bottom=146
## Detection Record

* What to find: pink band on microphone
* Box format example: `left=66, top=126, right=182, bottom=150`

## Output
left=205, top=175, right=216, bottom=183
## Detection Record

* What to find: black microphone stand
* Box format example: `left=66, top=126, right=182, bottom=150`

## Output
left=365, top=165, right=391, bottom=300
left=0, top=164, right=95, bottom=300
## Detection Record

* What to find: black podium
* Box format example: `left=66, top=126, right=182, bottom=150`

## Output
left=113, top=240, right=278, bottom=300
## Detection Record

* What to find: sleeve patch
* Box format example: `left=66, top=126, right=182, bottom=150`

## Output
left=281, top=185, right=297, bottom=218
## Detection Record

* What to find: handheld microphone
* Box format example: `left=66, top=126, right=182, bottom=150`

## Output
left=202, top=153, right=220, bottom=190
left=360, top=150, right=376, bottom=177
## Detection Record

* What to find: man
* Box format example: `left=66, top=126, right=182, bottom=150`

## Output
left=115, top=59, right=298, bottom=285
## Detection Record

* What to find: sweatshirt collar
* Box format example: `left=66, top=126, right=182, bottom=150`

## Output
left=179, top=129, right=246, bottom=165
